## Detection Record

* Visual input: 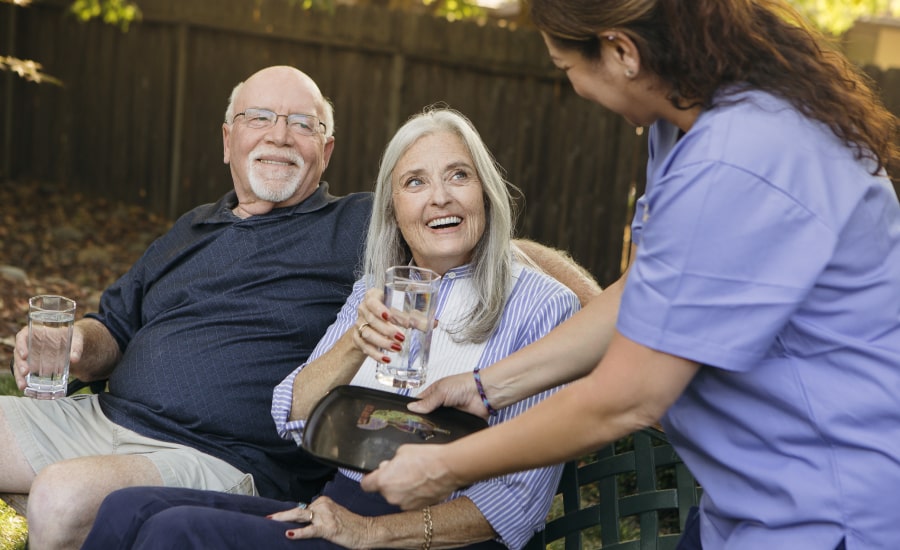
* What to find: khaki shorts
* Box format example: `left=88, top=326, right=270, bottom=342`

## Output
left=0, top=394, right=256, bottom=495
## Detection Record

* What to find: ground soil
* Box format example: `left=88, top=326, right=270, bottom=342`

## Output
left=0, top=180, right=173, bottom=373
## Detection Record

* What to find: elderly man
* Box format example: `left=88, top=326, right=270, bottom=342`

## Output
left=2, top=66, right=371, bottom=548
left=1, top=66, right=601, bottom=549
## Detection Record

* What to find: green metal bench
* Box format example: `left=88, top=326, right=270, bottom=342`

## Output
left=525, top=427, right=701, bottom=550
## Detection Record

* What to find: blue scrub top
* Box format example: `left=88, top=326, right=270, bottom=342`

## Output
left=618, top=89, right=900, bottom=549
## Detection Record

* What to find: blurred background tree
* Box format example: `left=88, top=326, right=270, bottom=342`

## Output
left=353, top=0, right=900, bottom=34
left=295, top=0, right=489, bottom=21
left=4, top=0, right=899, bottom=84
left=68, top=0, right=140, bottom=28
left=1, top=0, right=140, bottom=84
left=790, top=0, right=900, bottom=35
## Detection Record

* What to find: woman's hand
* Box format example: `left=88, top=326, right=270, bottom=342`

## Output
left=269, top=496, right=375, bottom=548
left=353, top=288, right=438, bottom=365
left=406, top=372, right=489, bottom=419
left=361, top=444, right=463, bottom=510
left=353, top=288, right=405, bottom=364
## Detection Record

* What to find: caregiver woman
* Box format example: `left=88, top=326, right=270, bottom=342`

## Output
left=362, top=1, right=900, bottom=549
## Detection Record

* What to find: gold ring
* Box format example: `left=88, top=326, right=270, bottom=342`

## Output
left=308, top=510, right=315, bottom=523
left=357, top=322, right=370, bottom=339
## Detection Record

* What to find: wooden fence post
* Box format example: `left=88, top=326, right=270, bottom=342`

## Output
left=387, top=52, right=405, bottom=139
left=168, top=22, right=189, bottom=220
left=1, top=3, right=16, bottom=182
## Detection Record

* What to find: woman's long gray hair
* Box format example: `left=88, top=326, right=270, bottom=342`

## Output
left=364, top=106, right=519, bottom=343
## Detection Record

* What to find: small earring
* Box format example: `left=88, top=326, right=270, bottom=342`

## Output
left=625, top=69, right=635, bottom=77
left=606, top=35, right=615, bottom=41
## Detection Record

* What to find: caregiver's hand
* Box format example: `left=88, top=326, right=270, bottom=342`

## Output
left=360, top=444, right=463, bottom=510
left=407, top=371, right=490, bottom=419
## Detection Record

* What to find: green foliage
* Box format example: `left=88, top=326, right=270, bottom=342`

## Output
left=291, top=0, right=487, bottom=22
left=789, top=0, right=900, bottom=35
left=0, top=379, right=26, bottom=550
left=68, top=0, right=142, bottom=31
left=299, top=0, right=898, bottom=32
left=422, top=0, right=487, bottom=22
left=0, top=375, right=20, bottom=397
left=1, top=0, right=141, bottom=83
left=0, top=500, right=27, bottom=550
left=289, top=0, right=335, bottom=12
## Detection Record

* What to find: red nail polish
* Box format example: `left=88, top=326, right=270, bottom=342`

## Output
left=382, top=312, right=389, bottom=321
left=382, top=356, right=391, bottom=363
left=395, top=333, right=405, bottom=342
left=391, top=343, right=402, bottom=351
left=287, top=531, right=295, bottom=538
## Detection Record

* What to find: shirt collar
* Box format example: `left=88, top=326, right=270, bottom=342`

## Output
left=192, top=182, right=338, bottom=226
left=434, top=264, right=473, bottom=281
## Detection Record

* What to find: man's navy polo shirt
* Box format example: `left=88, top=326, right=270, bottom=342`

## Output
left=87, top=183, right=373, bottom=500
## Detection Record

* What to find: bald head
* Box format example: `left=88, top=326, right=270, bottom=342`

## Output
left=225, top=66, right=334, bottom=137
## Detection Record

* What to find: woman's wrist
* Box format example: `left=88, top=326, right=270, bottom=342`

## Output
left=421, top=506, right=433, bottom=550
left=472, top=367, right=499, bottom=416
left=475, top=362, right=522, bottom=411
left=365, top=507, right=440, bottom=550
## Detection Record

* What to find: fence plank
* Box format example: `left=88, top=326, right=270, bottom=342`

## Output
left=3, top=0, right=899, bottom=286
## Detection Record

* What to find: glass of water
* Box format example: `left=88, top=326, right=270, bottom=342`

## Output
left=375, top=266, right=440, bottom=389
left=24, top=295, right=76, bottom=399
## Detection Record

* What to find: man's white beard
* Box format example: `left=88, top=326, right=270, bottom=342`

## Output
left=247, top=150, right=306, bottom=203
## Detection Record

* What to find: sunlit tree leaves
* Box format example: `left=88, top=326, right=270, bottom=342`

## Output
left=0, top=56, right=63, bottom=85
left=789, top=0, right=900, bottom=35
left=68, top=0, right=141, bottom=31
left=1, top=0, right=141, bottom=82
left=3, top=0, right=900, bottom=84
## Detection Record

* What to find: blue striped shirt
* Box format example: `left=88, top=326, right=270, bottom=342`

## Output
left=272, top=261, right=579, bottom=549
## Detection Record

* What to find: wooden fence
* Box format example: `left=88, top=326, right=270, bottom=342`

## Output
left=2, top=0, right=898, bottom=286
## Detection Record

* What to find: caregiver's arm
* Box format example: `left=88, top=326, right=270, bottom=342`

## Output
left=364, top=331, right=699, bottom=509
left=481, top=268, right=625, bottom=410
left=409, top=261, right=628, bottom=418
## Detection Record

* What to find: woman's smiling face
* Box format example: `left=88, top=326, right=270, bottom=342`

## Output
left=391, top=131, right=486, bottom=275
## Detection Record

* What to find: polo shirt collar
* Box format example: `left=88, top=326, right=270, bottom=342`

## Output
left=194, top=182, right=338, bottom=226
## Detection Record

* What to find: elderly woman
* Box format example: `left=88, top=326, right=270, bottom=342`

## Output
left=79, top=107, right=580, bottom=550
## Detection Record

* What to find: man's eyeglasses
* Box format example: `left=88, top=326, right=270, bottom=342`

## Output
left=232, top=108, right=326, bottom=136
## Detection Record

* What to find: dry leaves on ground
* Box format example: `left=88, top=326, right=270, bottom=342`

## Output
left=0, top=180, right=173, bottom=369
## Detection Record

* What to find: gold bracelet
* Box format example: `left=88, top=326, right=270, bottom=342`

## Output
left=422, top=506, right=433, bottom=550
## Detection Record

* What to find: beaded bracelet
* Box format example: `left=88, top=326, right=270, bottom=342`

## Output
left=472, top=366, right=498, bottom=417
left=422, top=506, right=433, bottom=550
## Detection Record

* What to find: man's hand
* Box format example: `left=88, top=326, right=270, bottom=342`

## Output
left=12, top=326, right=29, bottom=389
left=12, top=325, right=85, bottom=390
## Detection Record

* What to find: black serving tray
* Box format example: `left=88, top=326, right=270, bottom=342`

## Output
left=302, top=385, right=488, bottom=472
